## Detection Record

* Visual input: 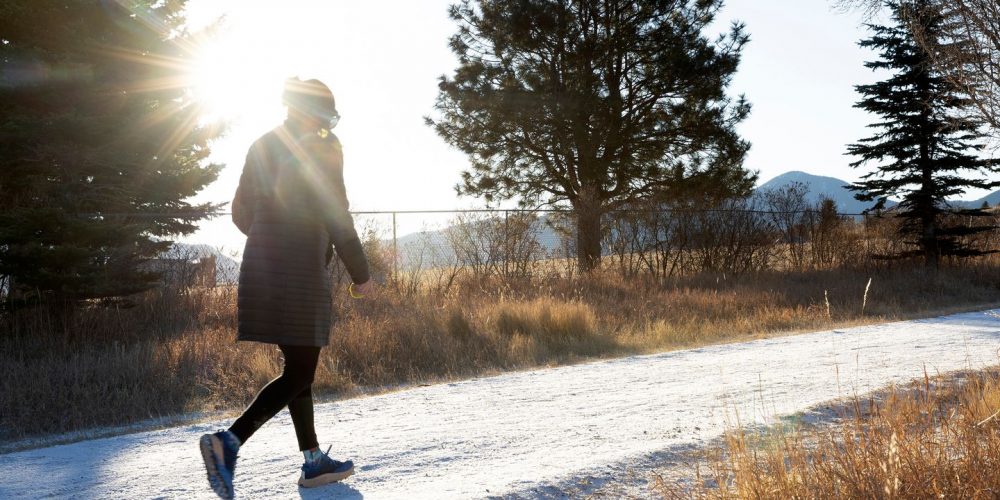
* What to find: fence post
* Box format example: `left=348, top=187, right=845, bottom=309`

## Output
left=504, top=210, right=509, bottom=277
left=392, top=211, right=398, bottom=283
left=864, top=213, right=871, bottom=262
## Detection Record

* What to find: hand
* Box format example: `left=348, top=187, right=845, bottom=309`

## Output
left=350, top=279, right=374, bottom=298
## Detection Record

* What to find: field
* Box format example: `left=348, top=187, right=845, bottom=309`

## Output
left=3, top=261, right=1000, bottom=444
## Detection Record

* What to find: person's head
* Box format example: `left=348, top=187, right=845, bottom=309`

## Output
left=282, top=78, right=339, bottom=131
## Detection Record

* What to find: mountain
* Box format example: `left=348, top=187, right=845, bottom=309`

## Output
left=389, top=171, right=886, bottom=269
left=976, top=191, right=1000, bottom=207
left=393, top=216, right=564, bottom=270
left=759, top=170, right=1000, bottom=212
left=383, top=170, right=1000, bottom=270
left=756, top=171, right=888, bottom=214
left=160, top=243, right=241, bottom=284
left=951, top=190, right=1000, bottom=209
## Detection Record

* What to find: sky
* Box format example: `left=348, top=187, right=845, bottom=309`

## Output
left=175, top=0, right=986, bottom=250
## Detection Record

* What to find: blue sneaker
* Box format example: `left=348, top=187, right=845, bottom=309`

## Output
left=298, top=446, right=355, bottom=488
left=199, top=430, right=239, bottom=499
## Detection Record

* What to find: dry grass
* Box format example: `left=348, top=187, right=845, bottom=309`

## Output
left=657, top=366, right=1000, bottom=499
left=2, top=263, right=1000, bottom=445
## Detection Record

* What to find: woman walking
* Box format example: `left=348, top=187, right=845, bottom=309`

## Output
left=200, top=78, right=372, bottom=499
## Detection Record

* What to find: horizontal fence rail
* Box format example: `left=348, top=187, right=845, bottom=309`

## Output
left=62, top=205, right=997, bottom=291
left=76, top=208, right=876, bottom=218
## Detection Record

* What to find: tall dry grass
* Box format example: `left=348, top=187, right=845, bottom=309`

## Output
left=2, top=264, right=1000, bottom=444
left=658, top=367, right=1000, bottom=499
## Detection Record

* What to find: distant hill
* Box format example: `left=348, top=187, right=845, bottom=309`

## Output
left=161, top=243, right=240, bottom=284
left=389, top=171, right=889, bottom=268
left=758, top=170, right=1000, bottom=212
left=756, top=171, right=890, bottom=214
left=392, top=171, right=1000, bottom=267
left=393, top=216, right=564, bottom=269
left=372, top=171, right=1000, bottom=270
left=950, top=190, right=1000, bottom=209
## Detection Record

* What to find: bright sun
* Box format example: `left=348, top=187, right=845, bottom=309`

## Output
left=184, top=3, right=300, bottom=130
left=190, top=39, right=285, bottom=126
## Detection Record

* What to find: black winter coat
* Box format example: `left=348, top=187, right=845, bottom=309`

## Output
left=232, top=123, right=370, bottom=347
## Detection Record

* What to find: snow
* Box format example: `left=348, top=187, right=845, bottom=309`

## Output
left=2, top=310, right=1000, bottom=499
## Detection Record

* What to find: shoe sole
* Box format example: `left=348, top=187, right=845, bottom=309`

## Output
left=297, top=465, right=355, bottom=488
left=200, top=434, right=234, bottom=500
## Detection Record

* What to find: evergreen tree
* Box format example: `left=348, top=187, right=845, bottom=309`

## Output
left=429, top=0, right=755, bottom=272
left=839, top=0, right=1000, bottom=137
left=0, top=1, right=222, bottom=309
left=848, top=0, right=1000, bottom=268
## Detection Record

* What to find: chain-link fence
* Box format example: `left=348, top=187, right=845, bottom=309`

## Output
left=72, top=183, right=1000, bottom=292
left=159, top=203, right=1000, bottom=294
left=343, top=206, right=999, bottom=286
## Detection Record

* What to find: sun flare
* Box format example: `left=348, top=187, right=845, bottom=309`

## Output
left=183, top=4, right=305, bottom=130
left=189, top=39, right=286, bottom=127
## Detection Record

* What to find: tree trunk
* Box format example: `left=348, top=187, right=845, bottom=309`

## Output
left=50, top=293, right=76, bottom=342
left=922, top=212, right=939, bottom=269
left=574, top=187, right=603, bottom=273
left=919, top=140, right=939, bottom=269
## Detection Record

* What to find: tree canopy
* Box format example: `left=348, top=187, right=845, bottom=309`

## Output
left=429, top=0, right=755, bottom=270
left=0, top=0, right=222, bottom=307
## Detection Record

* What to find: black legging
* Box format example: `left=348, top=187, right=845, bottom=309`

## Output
left=229, top=345, right=321, bottom=451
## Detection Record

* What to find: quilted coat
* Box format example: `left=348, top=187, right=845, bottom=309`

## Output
left=231, top=123, right=370, bottom=347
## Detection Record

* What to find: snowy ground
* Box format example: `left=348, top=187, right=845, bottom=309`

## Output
left=2, top=310, right=1000, bottom=499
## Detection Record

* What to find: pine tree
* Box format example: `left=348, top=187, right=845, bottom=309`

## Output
left=0, top=1, right=222, bottom=309
left=429, top=0, right=754, bottom=272
left=848, top=0, right=1000, bottom=268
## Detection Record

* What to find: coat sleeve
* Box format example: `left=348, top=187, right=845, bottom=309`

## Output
left=323, top=137, right=371, bottom=284
left=232, top=142, right=264, bottom=236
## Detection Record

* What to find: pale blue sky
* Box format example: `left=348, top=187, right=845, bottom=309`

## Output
left=718, top=1, right=884, bottom=181
left=178, top=1, right=987, bottom=249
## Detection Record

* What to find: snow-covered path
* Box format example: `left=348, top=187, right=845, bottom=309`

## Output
left=3, top=310, right=1000, bottom=499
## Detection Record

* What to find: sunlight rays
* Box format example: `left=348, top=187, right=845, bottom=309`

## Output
left=98, top=1, right=284, bottom=123
left=180, top=1, right=349, bottom=132
left=90, top=0, right=286, bottom=165
left=187, top=36, right=285, bottom=126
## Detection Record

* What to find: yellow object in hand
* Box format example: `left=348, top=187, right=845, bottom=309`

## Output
left=348, top=283, right=364, bottom=299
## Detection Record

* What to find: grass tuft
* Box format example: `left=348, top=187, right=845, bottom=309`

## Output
left=657, top=367, right=1000, bottom=499
left=2, top=264, right=1000, bottom=443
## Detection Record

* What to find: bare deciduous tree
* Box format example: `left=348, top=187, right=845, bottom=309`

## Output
left=837, top=0, right=1000, bottom=138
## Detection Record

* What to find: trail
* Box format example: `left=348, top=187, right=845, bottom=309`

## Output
left=2, top=310, right=999, bottom=499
